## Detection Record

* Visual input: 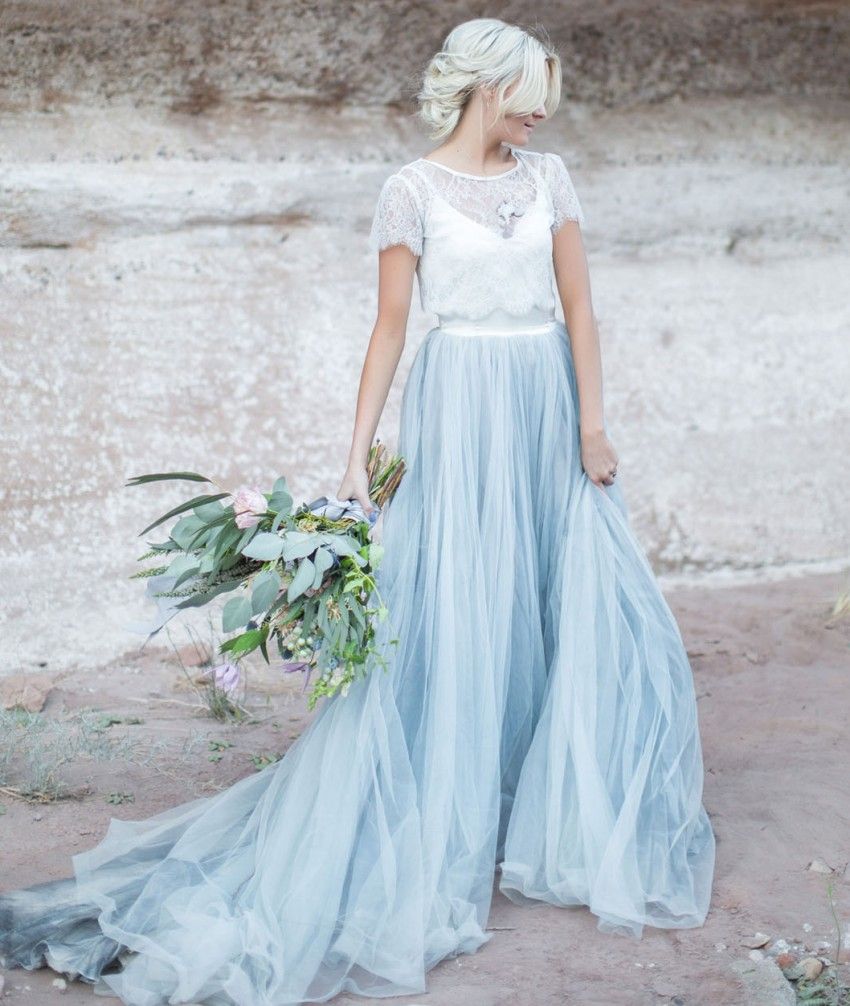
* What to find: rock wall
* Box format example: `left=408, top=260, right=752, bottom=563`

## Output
left=0, top=0, right=848, bottom=113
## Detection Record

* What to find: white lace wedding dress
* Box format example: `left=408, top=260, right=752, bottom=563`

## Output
left=0, top=144, right=715, bottom=1005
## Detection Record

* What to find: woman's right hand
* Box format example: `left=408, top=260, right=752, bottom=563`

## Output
left=580, top=427, right=619, bottom=488
left=336, top=464, right=377, bottom=519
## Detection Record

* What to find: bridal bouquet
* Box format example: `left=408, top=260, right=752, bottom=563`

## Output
left=128, top=441, right=406, bottom=709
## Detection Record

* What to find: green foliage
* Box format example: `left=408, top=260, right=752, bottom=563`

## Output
left=242, top=532, right=286, bottom=561
left=0, top=709, right=143, bottom=801
left=222, top=596, right=252, bottom=632
left=128, top=442, right=406, bottom=709
left=106, top=791, right=135, bottom=804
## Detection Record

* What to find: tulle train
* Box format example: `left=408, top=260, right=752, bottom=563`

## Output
left=0, top=318, right=714, bottom=1004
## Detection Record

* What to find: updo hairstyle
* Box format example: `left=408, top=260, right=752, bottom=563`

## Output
left=416, top=18, right=562, bottom=141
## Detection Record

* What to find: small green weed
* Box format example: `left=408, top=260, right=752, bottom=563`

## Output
left=105, top=791, right=135, bottom=805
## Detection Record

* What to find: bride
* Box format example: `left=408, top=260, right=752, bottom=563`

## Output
left=0, top=17, right=715, bottom=1006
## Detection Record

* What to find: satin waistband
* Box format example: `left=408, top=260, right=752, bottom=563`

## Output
left=435, top=309, right=558, bottom=338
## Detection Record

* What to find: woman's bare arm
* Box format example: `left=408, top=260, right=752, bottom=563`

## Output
left=552, top=221, right=618, bottom=487
left=337, top=244, right=418, bottom=514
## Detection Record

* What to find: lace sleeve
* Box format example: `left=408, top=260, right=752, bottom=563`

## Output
left=368, top=173, right=424, bottom=255
left=542, top=152, right=585, bottom=231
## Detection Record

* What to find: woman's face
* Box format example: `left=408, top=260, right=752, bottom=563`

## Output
left=502, top=103, right=547, bottom=146
left=487, top=79, right=547, bottom=147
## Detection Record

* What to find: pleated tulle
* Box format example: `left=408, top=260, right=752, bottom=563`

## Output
left=0, top=320, right=715, bottom=1004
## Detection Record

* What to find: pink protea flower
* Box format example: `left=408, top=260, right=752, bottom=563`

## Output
left=231, top=485, right=267, bottom=528
left=201, top=661, right=241, bottom=695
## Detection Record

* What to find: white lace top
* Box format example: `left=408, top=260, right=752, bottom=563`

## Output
left=368, top=146, right=584, bottom=324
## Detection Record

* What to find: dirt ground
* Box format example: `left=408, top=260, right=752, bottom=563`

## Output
left=1, top=567, right=849, bottom=1006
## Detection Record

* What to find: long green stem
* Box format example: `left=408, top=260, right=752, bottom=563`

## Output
left=826, top=878, right=843, bottom=966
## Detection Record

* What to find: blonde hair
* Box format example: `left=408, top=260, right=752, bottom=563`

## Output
left=416, top=18, right=562, bottom=142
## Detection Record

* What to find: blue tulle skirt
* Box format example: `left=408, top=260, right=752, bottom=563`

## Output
left=0, top=312, right=715, bottom=1005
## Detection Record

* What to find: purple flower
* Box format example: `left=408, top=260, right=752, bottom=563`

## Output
left=281, top=660, right=314, bottom=693
left=201, top=660, right=241, bottom=695
left=281, top=660, right=311, bottom=674
left=231, top=485, right=267, bottom=529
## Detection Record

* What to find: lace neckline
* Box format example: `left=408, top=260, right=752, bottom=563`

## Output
left=416, top=147, right=521, bottom=181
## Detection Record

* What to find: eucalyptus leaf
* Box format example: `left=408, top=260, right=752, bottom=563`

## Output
left=173, top=565, right=201, bottom=589
left=317, top=599, right=331, bottom=636
left=314, top=547, right=334, bottom=575
left=275, top=599, right=303, bottom=627
left=325, top=535, right=362, bottom=559
left=186, top=511, right=235, bottom=550
left=265, top=589, right=290, bottom=621
left=287, top=557, right=316, bottom=603
left=126, top=470, right=212, bottom=487
left=171, top=514, right=207, bottom=550
left=194, top=499, right=226, bottom=522
left=300, top=608, right=316, bottom=636
left=323, top=534, right=366, bottom=561
left=166, top=554, right=198, bottom=578
left=146, top=538, right=181, bottom=554
left=310, top=570, right=326, bottom=594
left=222, top=595, right=252, bottom=633
left=137, top=492, right=229, bottom=538
left=252, top=570, right=281, bottom=615
left=198, top=552, right=217, bottom=575
left=268, top=490, right=293, bottom=515
left=212, top=525, right=242, bottom=565
left=281, top=531, right=321, bottom=562
left=236, top=523, right=258, bottom=553
left=242, top=532, right=285, bottom=561
left=204, top=525, right=224, bottom=549
left=220, top=625, right=268, bottom=658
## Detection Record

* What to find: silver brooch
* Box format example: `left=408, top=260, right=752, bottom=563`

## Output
left=496, top=200, right=525, bottom=237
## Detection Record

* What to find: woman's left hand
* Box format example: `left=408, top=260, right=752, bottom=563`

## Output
left=580, top=428, right=619, bottom=487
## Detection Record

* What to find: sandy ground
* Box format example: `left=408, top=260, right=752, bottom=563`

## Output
left=1, top=568, right=849, bottom=1005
